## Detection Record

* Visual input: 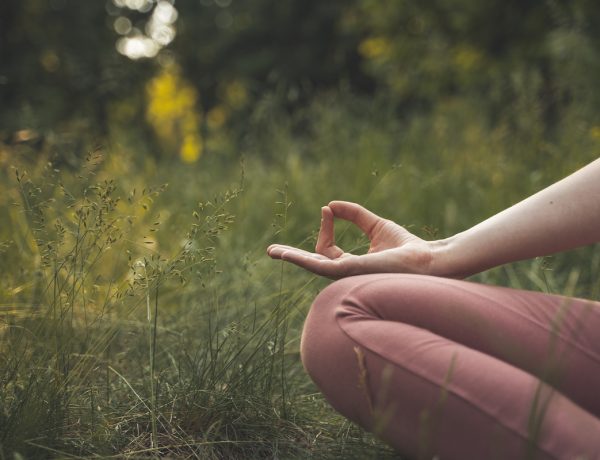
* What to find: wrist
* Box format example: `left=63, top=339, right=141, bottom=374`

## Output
left=427, top=235, right=464, bottom=278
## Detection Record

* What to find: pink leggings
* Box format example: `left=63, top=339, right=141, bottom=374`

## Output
left=301, top=274, right=600, bottom=460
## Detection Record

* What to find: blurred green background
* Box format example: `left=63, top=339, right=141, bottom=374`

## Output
left=1, top=0, right=600, bottom=458
left=3, top=0, right=600, bottom=162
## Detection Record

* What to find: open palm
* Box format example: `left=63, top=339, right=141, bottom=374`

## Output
left=267, top=201, right=434, bottom=279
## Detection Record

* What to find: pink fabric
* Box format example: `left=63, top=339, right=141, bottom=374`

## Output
left=301, top=274, right=600, bottom=459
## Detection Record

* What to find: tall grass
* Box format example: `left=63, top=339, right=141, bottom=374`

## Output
left=1, top=92, right=599, bottom=458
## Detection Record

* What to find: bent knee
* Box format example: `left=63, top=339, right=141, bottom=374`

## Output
left=299, top=275, right=388, bottom=427
left=301, top=279, right=346, bottom=373
left=300, top=276, right=386, bottom=387
left=300, top=273, right=433, bottom=381
left=299, top=277, right=361, bottom=379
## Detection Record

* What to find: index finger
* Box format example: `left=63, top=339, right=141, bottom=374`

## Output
left=315, top=206, right=344, bottom=258
left=328, top=201, right=383, bottom=237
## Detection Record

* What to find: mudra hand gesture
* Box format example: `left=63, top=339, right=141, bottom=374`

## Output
left=267, top=201, right=434, bottom=279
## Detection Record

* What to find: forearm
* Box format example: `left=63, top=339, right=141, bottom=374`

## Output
left=431, top=158, right=600, bottom=278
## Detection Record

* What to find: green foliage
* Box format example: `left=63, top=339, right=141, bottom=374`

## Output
left=1, top=91, right=599, bottom=457
left=6, top=0, right=600, bottom=152
left=2, top=2, right=600, bottom=456
left=348, top=0, right=600, bottom=141
left=0, top=126, right=400, bottom=458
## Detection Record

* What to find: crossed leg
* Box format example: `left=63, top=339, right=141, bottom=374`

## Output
left=301, top=274, right=600, bottom=460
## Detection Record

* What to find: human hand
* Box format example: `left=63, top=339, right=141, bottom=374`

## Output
left=267, top=201, right=436, bottom=279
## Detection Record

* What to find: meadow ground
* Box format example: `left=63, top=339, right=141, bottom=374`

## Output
left=1, top=93, right=599, bottom=459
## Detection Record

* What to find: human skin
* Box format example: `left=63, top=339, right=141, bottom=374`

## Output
left=267, top=158, right=600, bottom=459
left=267, top=158, right=600, bottom=278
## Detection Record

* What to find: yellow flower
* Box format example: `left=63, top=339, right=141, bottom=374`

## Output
left=146, top=64, right=204, bottom=162
left=207, top=106, right=228, bottom=130
left=453, top=45, right=482, bottom=72
left=358, top=37, right=391, bottom=60
left=224, top=81, right=248, bottom=109
left=589, top=126, right=600, bottom=140
left=180, top=133, right=202, bottom=163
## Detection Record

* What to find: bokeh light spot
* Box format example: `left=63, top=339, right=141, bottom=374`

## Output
left=113, top=0, right=179, bottom=60
left=154, top=1, right=178, bottom=24
left=114, top=16, right=132, bottom=35
left=117, top=36, right=159, bottom=59
left=150, top=24, right=176, bottom=46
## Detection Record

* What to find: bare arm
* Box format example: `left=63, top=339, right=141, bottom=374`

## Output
left=267, top=158, right=600, bottom=279
left=430, top=157, right=600, bottom=278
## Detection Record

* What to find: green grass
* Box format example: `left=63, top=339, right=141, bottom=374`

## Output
left=0, top=92, right=599, bottom=459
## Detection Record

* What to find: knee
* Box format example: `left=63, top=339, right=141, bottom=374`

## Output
left=300, top=277, right=359, bottom=384
left=301, top=278, right=347, bottom=374
left=299, top=275, right=392, bottom=428
left=300, top=274, right=430, bottom=388
left=300, top=277, right=383, bottom=408
left=300, top=274, right=399, bottom=377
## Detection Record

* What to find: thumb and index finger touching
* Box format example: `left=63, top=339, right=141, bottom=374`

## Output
left=315, top=201, right=383, bottom=258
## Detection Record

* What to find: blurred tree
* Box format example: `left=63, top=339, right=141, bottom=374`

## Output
left=0, top=0, right=152, bottom=139
left=348, top=0, right=600, bottom=135
left=2, top=0, right=600, bottom=162
left=174, top=0, right=371, bottom=116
